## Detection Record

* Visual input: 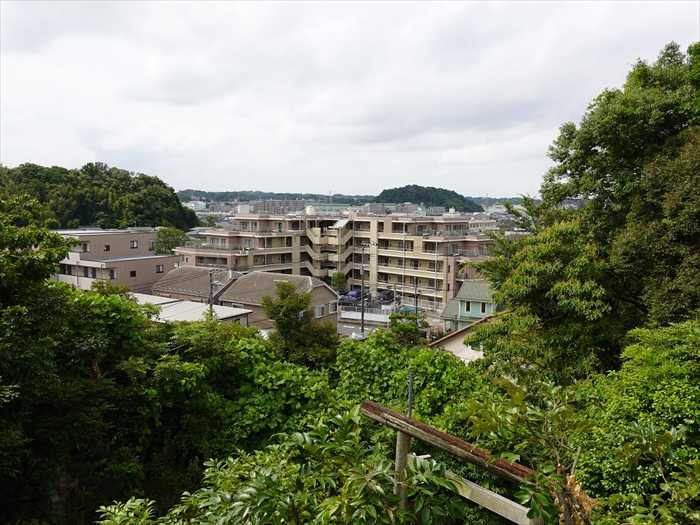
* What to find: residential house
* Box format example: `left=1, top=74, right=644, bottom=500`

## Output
left=218, top=271, right=338, bottom=329
left=429, top=315, right=496, bottom=363
left=441, top=279, right=497, bottom=331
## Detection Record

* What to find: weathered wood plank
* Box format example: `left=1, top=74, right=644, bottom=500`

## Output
left=445, top=471, right=543, bottom=525
left=360, top=400, right=534, bottom=485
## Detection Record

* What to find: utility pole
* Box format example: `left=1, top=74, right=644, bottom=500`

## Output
left=414, top=279, right=419, bottom=327
left=361, top=242, right=366, bottom=336
left=208, top=270, right=214, bottom=316
left=394, top=369, right=414, bottom=511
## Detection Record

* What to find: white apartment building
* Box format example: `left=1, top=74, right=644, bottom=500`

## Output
left=53, top=228, right=179, bottom=293
left=174, top=213, right=493, bottom=312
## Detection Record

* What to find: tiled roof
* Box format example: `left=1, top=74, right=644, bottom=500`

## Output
left=455, top=279, right=494, bottom=302
left=218, top=271, right=331, bottom=306
left=152, top=266, right=240, bottom=300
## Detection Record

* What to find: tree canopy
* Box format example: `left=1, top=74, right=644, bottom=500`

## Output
left=375, top=184, right=483, bottom=212
left=0, top=162, right=198, bottom=230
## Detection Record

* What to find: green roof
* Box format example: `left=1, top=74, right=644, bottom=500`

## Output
left=455, top=279, right=494, bottom=302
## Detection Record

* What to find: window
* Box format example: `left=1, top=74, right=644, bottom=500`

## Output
left=81, top=242, right=89, bottom=253
left=104, top=244, right=110, bottom=252
left=314, top=305, right=325, bottom=318
left=481, top=302, right=487, bottom=313
left=129, top=270, right=136, bottom=278
left=155, top=264, right=164, bottom=274
left=109, top=269, right=116, bottom=280
left=91, top=268, right=97, bottom=278
left=464, top=301, right=471, bottom=312
left=130, top=240, right=138, bottom=249
left=149, top=241, right=155, bottom=251
left=328, top=302, right=337, bottom=314
left=83, top=267, right=89, bottom=277
left=378, top=222, right=384, bottom=232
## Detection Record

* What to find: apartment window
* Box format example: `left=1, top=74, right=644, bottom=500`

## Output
left=149, top=241, right=155, bottom=251
left=314, top=305, right=325, bottom=318
left=65, top=265, right=72, bottom=275
left=83, top=267, right=89, bottom=277
left=91, top=268, right=97, bottom=279
left=155, top=264, right=164, bottom=274
left=392, top=223, right=405, bottom=233
left=130, top=240, right=138, bottom=249
left=129, top=270, right=136, bottom=278
left=481, top=302, right=487, bottom=314
left=109, top=269, right=116, bottom=280
left=104, top=244, right=110, bottom=252
left=378, top=222, right=384, bottom=232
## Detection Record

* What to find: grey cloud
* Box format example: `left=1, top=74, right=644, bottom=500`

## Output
left=1, top=1, right=698, bottom=196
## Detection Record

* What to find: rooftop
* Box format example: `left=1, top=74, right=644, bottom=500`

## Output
left=152, top=266, right=241, bottom=300
left=455, top=279, right=494, bottom=302
left=56, top=228, right=157, bottom=236
left=218, top=271, right=335, bottom=306
left=131, top=293, right=251, bottom=322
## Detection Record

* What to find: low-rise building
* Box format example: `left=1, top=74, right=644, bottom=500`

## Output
left=441, top=279, right=497, bottom=331
left=53, top=229, right=179, bottom=293
left=218, top=271, right=338, bottom=329
left=429, top=315, right=495, bottom=363
left=131, top=293, right=251, bottom=324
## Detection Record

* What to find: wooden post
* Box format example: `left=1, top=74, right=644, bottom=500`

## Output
left=361, top=400, right=534, bottom=485
left=394, top=371, right=414, bottom=511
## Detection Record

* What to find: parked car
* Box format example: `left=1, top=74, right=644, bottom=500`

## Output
left=339, top=294, right=360, bottom=305
left=377, top=290, right=394, bottom=304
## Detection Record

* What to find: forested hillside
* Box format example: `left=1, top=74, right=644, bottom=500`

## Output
left=375, top=185, right=483, bottom=211
left=178, top=189, right=374, bottom=204
left=0, top=162, right=198, bottom=229
left=0, top=42, right=698, bottom=525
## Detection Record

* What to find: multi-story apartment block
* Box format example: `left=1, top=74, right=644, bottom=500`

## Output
left=174, top=213, right=493, bottom=312
left=53, top=229, right=179, bottom=293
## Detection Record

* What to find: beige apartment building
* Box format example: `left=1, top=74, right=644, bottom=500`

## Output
left=173, top=213, right=493, bottom=311
left=53, top=229, right=179, bottom=293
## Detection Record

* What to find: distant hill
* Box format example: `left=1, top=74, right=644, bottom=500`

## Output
left=376, top=185, right=482, bottom=212
left=177, top=189, right=373, bottom=204
left=0, top=163, right=198, bottom=229
left=181, top=186, right=485, bottom=212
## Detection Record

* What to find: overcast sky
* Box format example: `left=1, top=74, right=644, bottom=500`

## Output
left=1, top=1, right=698, bottom=196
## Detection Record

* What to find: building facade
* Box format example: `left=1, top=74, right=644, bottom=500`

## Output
left=53, top=229, right=179, bottom=293
left=174, top=213, right=494, bottom=312
left=441, top=279, right=497, bottom=331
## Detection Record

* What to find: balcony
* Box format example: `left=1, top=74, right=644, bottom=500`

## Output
left=377, top=264, right=444, bottom=279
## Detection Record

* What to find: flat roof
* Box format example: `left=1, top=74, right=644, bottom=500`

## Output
left=130, top=293, right=180, bottom=306
left=56, top=228, right=156, bottom=236
left=131, top=293, right=252, bottom=322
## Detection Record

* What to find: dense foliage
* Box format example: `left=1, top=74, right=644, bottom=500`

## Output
left=471, top=42, right=700, bottom=381
left=154, top=227, right=190, bottom=254
left=0, top=162, right=198, bottom=229
left=177, top=189, right=373, bottom=204
left=375, top=184, right=482, bottom=212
